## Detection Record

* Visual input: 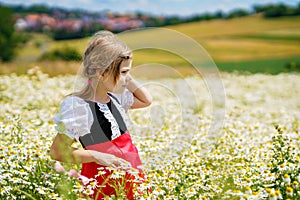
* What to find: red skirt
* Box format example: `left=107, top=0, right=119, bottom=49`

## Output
left=80, top=131, right=145, bottom=199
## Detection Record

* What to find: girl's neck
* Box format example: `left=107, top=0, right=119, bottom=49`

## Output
left=94, top=83, right=110, bottom=104
left=93, top=95, right=110, bottom=104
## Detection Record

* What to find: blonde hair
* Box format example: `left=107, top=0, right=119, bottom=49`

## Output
left=70, top=31, right=131, bottom=100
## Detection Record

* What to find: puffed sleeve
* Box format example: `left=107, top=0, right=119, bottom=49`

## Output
left=53, top=96, right=93, bottom=140
left=112, top=89, right=134, bottom=112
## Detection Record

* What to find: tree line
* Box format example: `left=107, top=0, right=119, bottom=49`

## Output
left=5, top=2, right=300, bottom=26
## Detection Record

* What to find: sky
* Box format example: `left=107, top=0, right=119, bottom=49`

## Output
left=0, top=0, right=299, bottom=16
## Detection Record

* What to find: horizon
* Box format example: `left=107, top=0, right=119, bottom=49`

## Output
left=0, top=0, right=299, bottom=17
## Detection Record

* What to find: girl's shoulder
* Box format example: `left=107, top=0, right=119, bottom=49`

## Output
left=59, top=95, right=92, bottom=114
left=110, top=89, right=134, bottom=112
left=61, top=95, right=86, bottom=104
left=60, top=95, right=88, bottom=107
left=54, top=96, right=93, bottom=140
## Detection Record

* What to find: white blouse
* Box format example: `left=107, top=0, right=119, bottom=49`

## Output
left=112, top=89, right=134, bottom=112
left=54, top=89, right=134, bottom=140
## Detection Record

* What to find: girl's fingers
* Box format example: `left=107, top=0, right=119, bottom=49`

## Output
left=114, top=157, right=131, bottom=169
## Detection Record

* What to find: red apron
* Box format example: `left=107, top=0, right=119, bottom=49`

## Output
left=80, top=131, right=145, bottom=199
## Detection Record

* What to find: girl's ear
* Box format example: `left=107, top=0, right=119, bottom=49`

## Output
left=99, top=75, right=104, bottom=81
left=95, top=69, right=104, bottom=81
left=95, top=69, right=101, bottom=76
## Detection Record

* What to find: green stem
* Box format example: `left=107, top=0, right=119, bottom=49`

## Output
left=15, top=188, right=38, bottom=200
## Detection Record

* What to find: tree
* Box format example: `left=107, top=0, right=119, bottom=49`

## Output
left=253, top=3, right=300, bottom=17
left=226, top=9, right=251, bottom=19
left=0, top=6, right=23, bottom=62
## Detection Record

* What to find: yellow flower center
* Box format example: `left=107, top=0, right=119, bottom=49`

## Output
left=286, top=187, right=293, bottom=193
left=284, top=174, right=289, bottom=178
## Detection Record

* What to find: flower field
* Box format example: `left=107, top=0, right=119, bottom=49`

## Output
left=0, top=67, right=299, bottom=199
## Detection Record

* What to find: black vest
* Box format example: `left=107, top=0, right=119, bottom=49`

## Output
left=79, top=96, right=128, bottom=148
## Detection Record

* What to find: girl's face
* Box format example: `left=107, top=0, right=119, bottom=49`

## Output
left=102, top=59, right=132, bottom=94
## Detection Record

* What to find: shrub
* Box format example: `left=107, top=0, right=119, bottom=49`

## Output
left=40, top=46, right=82, bottom=61
left=285, top=62, right=300, bottom=72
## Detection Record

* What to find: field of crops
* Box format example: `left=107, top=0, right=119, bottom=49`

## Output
left=0, top=67, right=299, bottom=199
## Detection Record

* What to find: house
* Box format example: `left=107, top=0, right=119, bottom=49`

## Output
left=14, top=12, right=144, bottom=33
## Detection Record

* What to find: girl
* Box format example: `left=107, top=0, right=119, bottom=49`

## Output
left=50, top=31, right=152, bottom=199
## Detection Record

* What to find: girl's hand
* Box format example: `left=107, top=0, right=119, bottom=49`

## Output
left=125, top=73, right=133, bottom=83
left=88, top=150, right=131, bottom=169
left=125, top=75, right=152, bottom=109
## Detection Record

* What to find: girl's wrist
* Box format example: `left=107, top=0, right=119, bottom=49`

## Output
left=126, top=75, right=138, bottom=92
left=87, top=150, right=101, bottom=163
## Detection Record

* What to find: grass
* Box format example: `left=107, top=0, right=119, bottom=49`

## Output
left=169, top=15, right=300, bottom=39
left=0, top=61, right=81, bottom=77
left=1, top=14, right=300, bottom=76
left=216, top=56, right=300, bottom=74
left=232, top=34, right=300, bottom=42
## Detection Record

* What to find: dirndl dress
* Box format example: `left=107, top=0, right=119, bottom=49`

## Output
left=54, top=90, right=146, bottom=199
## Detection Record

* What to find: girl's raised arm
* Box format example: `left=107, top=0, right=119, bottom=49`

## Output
left=126, top=74, right=152, bottom=109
